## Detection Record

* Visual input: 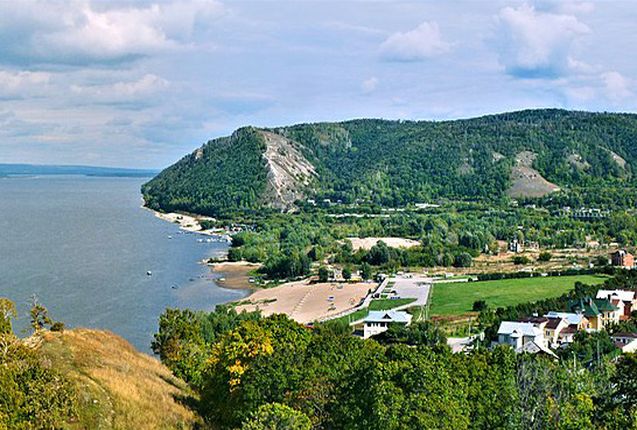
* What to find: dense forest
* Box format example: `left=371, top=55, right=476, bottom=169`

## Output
left=150, top=272, right=637, bottom=430
left=143, top=109, right=637, bottom=217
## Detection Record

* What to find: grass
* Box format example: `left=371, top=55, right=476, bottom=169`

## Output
left=332, top=298, right=416, bottom=324
left=429, top=274, right=609, bottom=316
left=38, top=329, right=202, bottom=429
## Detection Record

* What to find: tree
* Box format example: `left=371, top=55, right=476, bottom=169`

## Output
left=360, top=262, right=373, bottom=280
left=0, top=298, right=17, bottom=335
left=318, top=266, right=329, bottom=282
left=472, top=300, right=488, bottom=312
left=30, top=303, right=52, bottom=332
left=242, top=403, right=311, bottom=430
left=366, top=241, right=390, bottom=266
left=342, top=266, right=352, bottom=281
left=454, top=252, right=473, bottom=268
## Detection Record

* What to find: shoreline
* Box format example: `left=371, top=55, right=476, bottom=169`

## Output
left=144, top=205, right=258, bottom=294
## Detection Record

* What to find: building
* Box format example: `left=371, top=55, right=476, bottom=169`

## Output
left=362, top=310, right=412, bottom=339
left=496, top=321, right=545, bottom=349
left=611, top=250, right=635, bottom=269
left=596, top=289, right=637, bottom=319
left=508, top=238, right=523, bottom=253
left=544, top=311, right=589, bottom=330
left=611, top=333, right=637, bottom=353
left=568, top=298, right=619, bottom=330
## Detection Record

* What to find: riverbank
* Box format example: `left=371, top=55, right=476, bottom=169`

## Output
left=211, top=261, right=261, bottom=291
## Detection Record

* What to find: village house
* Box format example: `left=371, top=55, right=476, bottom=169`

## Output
left=611, top=333, right=637, bottom=353
left=567, top=297, right=619, bottom=330
left=496, top=321, right=545, bottom=349
left=362, top=310, right=412, bottom=339
left=596, top=289, right=637, bottom=319
left=611, top=250, right=635, bottom=269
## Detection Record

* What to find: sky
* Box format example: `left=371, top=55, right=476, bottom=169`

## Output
left=0, top=0, right=636, bottom=169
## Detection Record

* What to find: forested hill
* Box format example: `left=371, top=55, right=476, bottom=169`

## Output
left=142, top=109, right=637, bottom=217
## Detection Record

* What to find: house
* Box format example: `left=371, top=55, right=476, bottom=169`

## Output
left=596, top=289, right=637, bottom=319
left=567, top=298, right=619, bottom=330
left=496, top=321, right=545, bottom=349
left=611, top=250, right=635, bottom=269
left=543, top=317, right=569, bottom=346
left=544, top=311, right=589, bottom=330
left=362, top=310, right=412, bottom=339
left=611, top=333, right=637, bottom=353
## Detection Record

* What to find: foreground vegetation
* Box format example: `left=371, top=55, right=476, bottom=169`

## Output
left=152, top=271, right=637, bottom=430
left=430, top=274, right=609, bottom=316
left=0, top=300, right=200, bottom=430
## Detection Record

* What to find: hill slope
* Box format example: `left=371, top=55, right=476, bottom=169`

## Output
left=143, top=109, right=637, bottom=216
left=38, top=329, right=201, bottom=429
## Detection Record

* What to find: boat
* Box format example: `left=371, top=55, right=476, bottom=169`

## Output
left=146, top=271, right=152, bottom=276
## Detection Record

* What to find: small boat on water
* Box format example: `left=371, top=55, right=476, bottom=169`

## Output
left=146, top=271, right=152, bottom=276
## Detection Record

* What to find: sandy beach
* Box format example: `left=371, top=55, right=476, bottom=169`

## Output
left=235, top=279, right=373, bottom=324
left=212, top=261, right=261, bottom=290
left=347, top=237, right=421, bottom=251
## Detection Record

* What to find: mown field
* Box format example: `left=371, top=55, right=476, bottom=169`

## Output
left=429, top=274, right=609, bottom=316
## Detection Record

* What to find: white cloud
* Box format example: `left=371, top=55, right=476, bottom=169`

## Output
left=0, top=0, right=224, bottom=65
left=70, top=74, right=169, bottom=103
left=379, top=21, right=451, bottom=62
left=0, top=70, right=51, bottom=98
left=495, top=4, right=590, bottom=78
left=601, top=71, right=633, bottom=101
left=361, top=77, right=379, bottom=94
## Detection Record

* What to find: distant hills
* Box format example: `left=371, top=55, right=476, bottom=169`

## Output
left=142, top=109, right=637, bottom=217
left=0, top=163, right=157, bottom=178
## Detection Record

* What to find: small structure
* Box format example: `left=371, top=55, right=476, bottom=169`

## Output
left=596, top=289, right=637, bottom=319
left=508, top=238, right=523, bottom=253
left=496, top=321, right=545, bottom=349
left=611, top=250, right=635, bottom=269
left=611, top=333, right=637, bottom=353
left=362, top=310, right=412, bottom=339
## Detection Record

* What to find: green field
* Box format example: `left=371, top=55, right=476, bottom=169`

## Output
left=430, top=275, right=609, bottom=316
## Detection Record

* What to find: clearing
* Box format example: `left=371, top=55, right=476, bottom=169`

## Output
left=429, top=274, right=609, bottom=316
left=234, top=279, right=373, bottom=324
left=346, top=237, right=421, bottom=251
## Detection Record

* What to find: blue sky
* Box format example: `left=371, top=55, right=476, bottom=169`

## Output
left=0, top=0, right=636, bottom=168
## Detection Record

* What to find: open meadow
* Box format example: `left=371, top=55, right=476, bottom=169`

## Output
left=429, top=274, right=609, bottom=316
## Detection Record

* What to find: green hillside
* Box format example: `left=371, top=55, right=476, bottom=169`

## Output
left=143, top=109, right=637, bottom=217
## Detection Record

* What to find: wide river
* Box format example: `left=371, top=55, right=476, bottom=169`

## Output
left=0, top=175, right=248, bottom=352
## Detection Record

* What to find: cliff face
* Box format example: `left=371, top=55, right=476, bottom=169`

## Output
left=38, top=329, right=201, bottom=429
left=260, top=130, right=316, bottom=210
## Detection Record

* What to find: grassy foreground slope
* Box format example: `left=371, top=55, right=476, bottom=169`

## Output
left=430, top=274, right=609, bottom=316
left=38, top=329, right=201, bottom=430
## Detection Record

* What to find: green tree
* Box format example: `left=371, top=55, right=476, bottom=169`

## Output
left=360, top=262, right=373, bottom=280
left=242, top=403, right=311, bottom=430
left=454, top=252, right=473, bottom=268
left=318, top=266, right=329, bottom=282
left=342, top=265, right=352, bottom=281
left=538, top=251, right=552, bottom=262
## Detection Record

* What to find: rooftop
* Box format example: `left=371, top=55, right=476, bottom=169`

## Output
left=364, top=310, right=412, bottom=324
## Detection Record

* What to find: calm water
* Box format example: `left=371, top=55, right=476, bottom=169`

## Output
left=0, top=176, right=247, bottom=352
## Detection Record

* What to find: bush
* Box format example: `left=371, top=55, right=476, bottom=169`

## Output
left=454, top=252, right=473, bottom=268
left=538, top=251, right=552, bottom=262
left=512, top=256, right=530, bottom=265
left=472, top=300, right=488, bottom=312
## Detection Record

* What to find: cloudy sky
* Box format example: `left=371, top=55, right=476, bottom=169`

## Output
left=0, top=0, right=636, bottom=168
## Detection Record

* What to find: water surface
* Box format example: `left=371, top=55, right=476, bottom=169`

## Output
left=0, top=176, right=247, bottom=352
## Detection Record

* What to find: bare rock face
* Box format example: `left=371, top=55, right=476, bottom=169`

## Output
left=259, top=130, right=317, bottom=210
left=507, top=151, right=560, bottom=198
